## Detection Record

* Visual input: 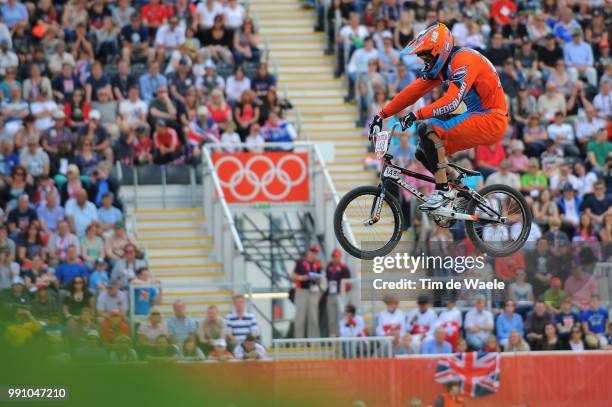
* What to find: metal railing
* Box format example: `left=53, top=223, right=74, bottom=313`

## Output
left=272, top=336, right=393, bottom=360
left=202, top=147, right=246, bottom=283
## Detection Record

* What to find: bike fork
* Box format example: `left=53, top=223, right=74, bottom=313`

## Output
left=366, top=184, right=386, bottom=225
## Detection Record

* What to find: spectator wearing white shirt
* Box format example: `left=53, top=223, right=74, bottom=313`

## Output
left=154, top=16, right=186, bottom=60
left=464, top=295, right=494, bottom=350
left=119, top=85, right=148, bottom=131
left=195, top=0, right=223, bottom=30
left=375, top=295, right=406, bottom=337
left=573, top=162, right=597, bottom=197
left=485, top=159, right=521, bottom=191
left=546, top=111, right=579, bottom=157
left=575, top=106, right=606, bottom=153
left=339, top=304, right=365, bottom=337
left=335, top=12, right=369, bottom=77
left=0, top=39, right=17, bottom=76
left=563, top=29, right=597, bottom=87
left=65, top=189, right=98, bottom=237
left=405, top=295, right=438, bottom=352
left=222, top=0, right=245, bottom=29
left=593, top=79, right=612, bottom=119
left=537, top=81, right=566, bottom=121
left=549, top=162, right=579, bottom=196
left=221, top=122, right=241, bottom=153
left=346, top=37, right=379, bottom=100
left=245, top=124, right=264, bottom=153
left=225, top=65, right=251, bottom=103
left=233, top=334, right=268, bottom=360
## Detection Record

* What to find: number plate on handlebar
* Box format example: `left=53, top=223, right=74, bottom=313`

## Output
left=375, top=131, right=390, bottom=160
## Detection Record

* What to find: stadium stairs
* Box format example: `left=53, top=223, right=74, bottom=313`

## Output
left=250, top=0, right=379, bottom=196
left=122, top=184, right=232, bottom=320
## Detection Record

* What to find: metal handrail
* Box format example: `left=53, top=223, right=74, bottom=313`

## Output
left=282, top=83, right=302, bottom=138
left=202, top=147, right=245, bottom=254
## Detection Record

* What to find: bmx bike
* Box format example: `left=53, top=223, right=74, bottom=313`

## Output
left=333, top=123, right=532, bottom=260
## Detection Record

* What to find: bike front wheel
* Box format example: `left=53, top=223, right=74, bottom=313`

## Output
left=465, top=184, right=532, bottom=257
left=333, top=185, right=404, bottom=260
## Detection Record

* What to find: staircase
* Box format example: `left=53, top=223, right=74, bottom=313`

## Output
left=129, top=206, right=232, bottom=319
left=250, top=0, right=378, bottom=197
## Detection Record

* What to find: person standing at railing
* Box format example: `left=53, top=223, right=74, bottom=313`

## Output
left=291, top=244, right=322, bottom=338
left=325, top=248, right=351, bottom=337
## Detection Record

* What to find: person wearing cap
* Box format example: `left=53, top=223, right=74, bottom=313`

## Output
left=291, top=244, right=323, bottom=338
left=563, top=27, right=597, bottom=87
left=325, top=248, right=351, bottom=337
left=406, top=295, right=437, bottom=352
left=88, top=257, right=109, bottom=296
left=233, top=333, right=268, bottom=360
left=152, top=117, right=182, bottom=164
left=557, top=182, right=581, bottom=232
left=208, top=337, right=233, bottom=361
left=77, top=108, right=111, bottom=158
left=96, top=279, right=128, bottom=320
left=198, top=58, right=225, bottom=94
left=543, top=277, right=567, bottom=313
left=42, top=109, right=75, bottom=174
left=120, top=13, right=152, bottom=64
left=464, top=295, right=494, bottom=350
left=0, top=276, right=29, bottom=306
left=168, top=56, right=195, bottom=105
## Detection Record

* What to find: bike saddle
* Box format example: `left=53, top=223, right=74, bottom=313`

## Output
left=448, top=163, right=481, bottom=177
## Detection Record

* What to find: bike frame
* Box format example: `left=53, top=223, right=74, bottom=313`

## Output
left=371, top=124, right=506, bottom=225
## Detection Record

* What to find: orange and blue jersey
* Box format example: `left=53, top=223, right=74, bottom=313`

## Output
left=380, top=48, right=509, bottom=154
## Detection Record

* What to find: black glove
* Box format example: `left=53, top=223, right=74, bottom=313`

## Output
left=399, top=112, right=417, bottom=130
left=368, top=115, right=383, bottom=141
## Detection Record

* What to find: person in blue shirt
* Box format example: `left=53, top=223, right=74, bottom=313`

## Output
left=421, top=326, right=453, bottom=355
left=97, top=192, right=123, bottom=229
left=582, top=294, right=609, bottom=349
left=0, top=0, right=28, bottom=28
left=563, top=29, right=597, bottom=87
left=138, top=61, right=167, bottom=103
left=496, top=300, right=525, bottom=348
left=132, top=268, right=159, bottom=316
left=54, top=244, right=88, bottom=288
left=88, top=258, right=109, bottom=296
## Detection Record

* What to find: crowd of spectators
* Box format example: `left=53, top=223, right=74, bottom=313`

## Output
left=0, top=0, right=279, bottom=362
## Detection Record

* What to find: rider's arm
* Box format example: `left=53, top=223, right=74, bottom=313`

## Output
left=414, top=58, right=479, bottom=120
left=379, top=77, right=440, bottom=118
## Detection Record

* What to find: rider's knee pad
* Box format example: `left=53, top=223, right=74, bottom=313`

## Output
left=415, top=147, right=438, bottom=175
left=416, top=122, right=439, bottom=170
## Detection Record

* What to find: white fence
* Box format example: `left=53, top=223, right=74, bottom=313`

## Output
left=272, top=336, right=394, bottom=360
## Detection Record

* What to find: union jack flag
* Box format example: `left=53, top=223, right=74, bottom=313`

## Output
left=434, top=352, right=500, bottom=398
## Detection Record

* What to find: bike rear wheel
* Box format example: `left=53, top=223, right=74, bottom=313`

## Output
left=334, top=185, right=404, bottom=260
left=465, top=184, right=532, bottom=257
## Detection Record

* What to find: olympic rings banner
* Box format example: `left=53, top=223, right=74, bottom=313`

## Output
left=212, top=152, right=310, bottom=203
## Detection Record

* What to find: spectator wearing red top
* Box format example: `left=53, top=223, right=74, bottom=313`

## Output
left=141, top=0, right=169, bottom=35
left=291, top=244, right=322, bottom=338
left=490, top=0, right=517, bottom=29
left=325, top=248, right=351, bottom=337
left=100, top=310, right=130, bottom=347
left=153, top=120, right=181, bottom=164
left=475, top=142, right=507, bottom=178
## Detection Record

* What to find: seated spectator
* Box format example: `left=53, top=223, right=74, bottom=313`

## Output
left=31, top=286, right=60, bottom=322
left=120, top=13, right=151, bottom=63
left=464, top=295, right=494, bottom=351
left=23, top=64, right=52, bottom=103
left=201, top=14, right=234, bottom=64
left=168, top=59, right=194, bottom=106
left=550, top=162, right=579, bottom=196
left=88, top=258, right=109, bottom=296
left=525, top=301, right=553, bottom=350
left=166, top=300, right=197, bottom=345
left=532, top=189, right=559, bottom=230
left=62, top=275, right=94, bottom=319
left=197, top=304, right=226, bottom=353
left=233, top=333, right=268, bottom=360
left=109, top=334, right=139, bottom=362
left=485, top=159, right=520, bottom=191
left=195, top=0, right=223, bottom=31
left=484, top=334, right=501, bottom=352
left=139, top=62, right=167, bottom=103
left=565, top=324, right=587, bottom=351
left=339, top=304, right=365, bottom=338
left=111, top=243, right=147, bottom=289
left=496, top=300, right=524, bottom=348
left=555, top=298, right=581, bottom=342
left=421, top=326, right=452, bottom=355
left=73, top=330, right=108, bottom=363
left=233, top=17, right=259, bottom=65
left=145, top=334, right=179, bottom=363
left=91, top=88, right=119, bottom=140
left=537, top=81, right=566, bottom=122
left=100, top=310, right=130, bottom=347
left=576, top=107, right=606, bottom=154
left=7, top=194, right=38, bottom=236
left=581, top=180, right=612, bottom=229
left=42, top=110, right=77, bottom=176
left=582, top=295, right=609, bottom=349
left=406, top=295, right=437, bottom=351
left=130, top=126, right=154, bottom=165
left=131, top=267, right=160, bottom=316
left=16, top=221, right=47, bottom=264
left=76, top=110, right=111, bottom=163
left=543, top=277, right=567, bottom=313
left=520, top=158, right=548, bottom=199
left=546, top=111, right=578, bottom=157
left=37, top=190, right=64, bottom=235
left=153, top=119, right=182, bottom=164
left=251, top=63, right=275, bottom=100
left=97, top=192, right=123, bottom=230
left=208, top=338, right=233, bottom=361
left=244, top=124, right=264, bottom=153
left=105, top=222, right=137, bottom=262
left=49, top=220, right=80, bottom=262
left=564, top=29, right=597, bottom=87
left=508, top=140, right=529, bottom=173
left=262, top=111, right=297, bottom=147
left=55, top=245, right=88, bottom=290
left=540, top=323, right=563, bottom=351
left=137, top=306, right=168, bottom=352
left=180, top=335, right=206, bottom=361
left=586, top=128, right=612, bottom=176
left=96, top=280, right=128, bottom=319
left=149, top=85, right=179, bottom=130
left=19, top=136, right=50, bottom=179
left=224, top=293, right=262, bottom=346
left=119, top=85, right=148, bottom=132
left=504, top=331, right=530, bottom=352
left=234, top=90, right=260, bottom=141
left=1, top=276, right=29, bottom=307
left=522, top=113, right=549, bottom=158
left=65, top=189, right=98, bottom=237
left=592, top=79, right=612, bottom=118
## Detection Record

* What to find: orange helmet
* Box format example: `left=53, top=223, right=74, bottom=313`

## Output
left=401, top=22, right=454, bottom=80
